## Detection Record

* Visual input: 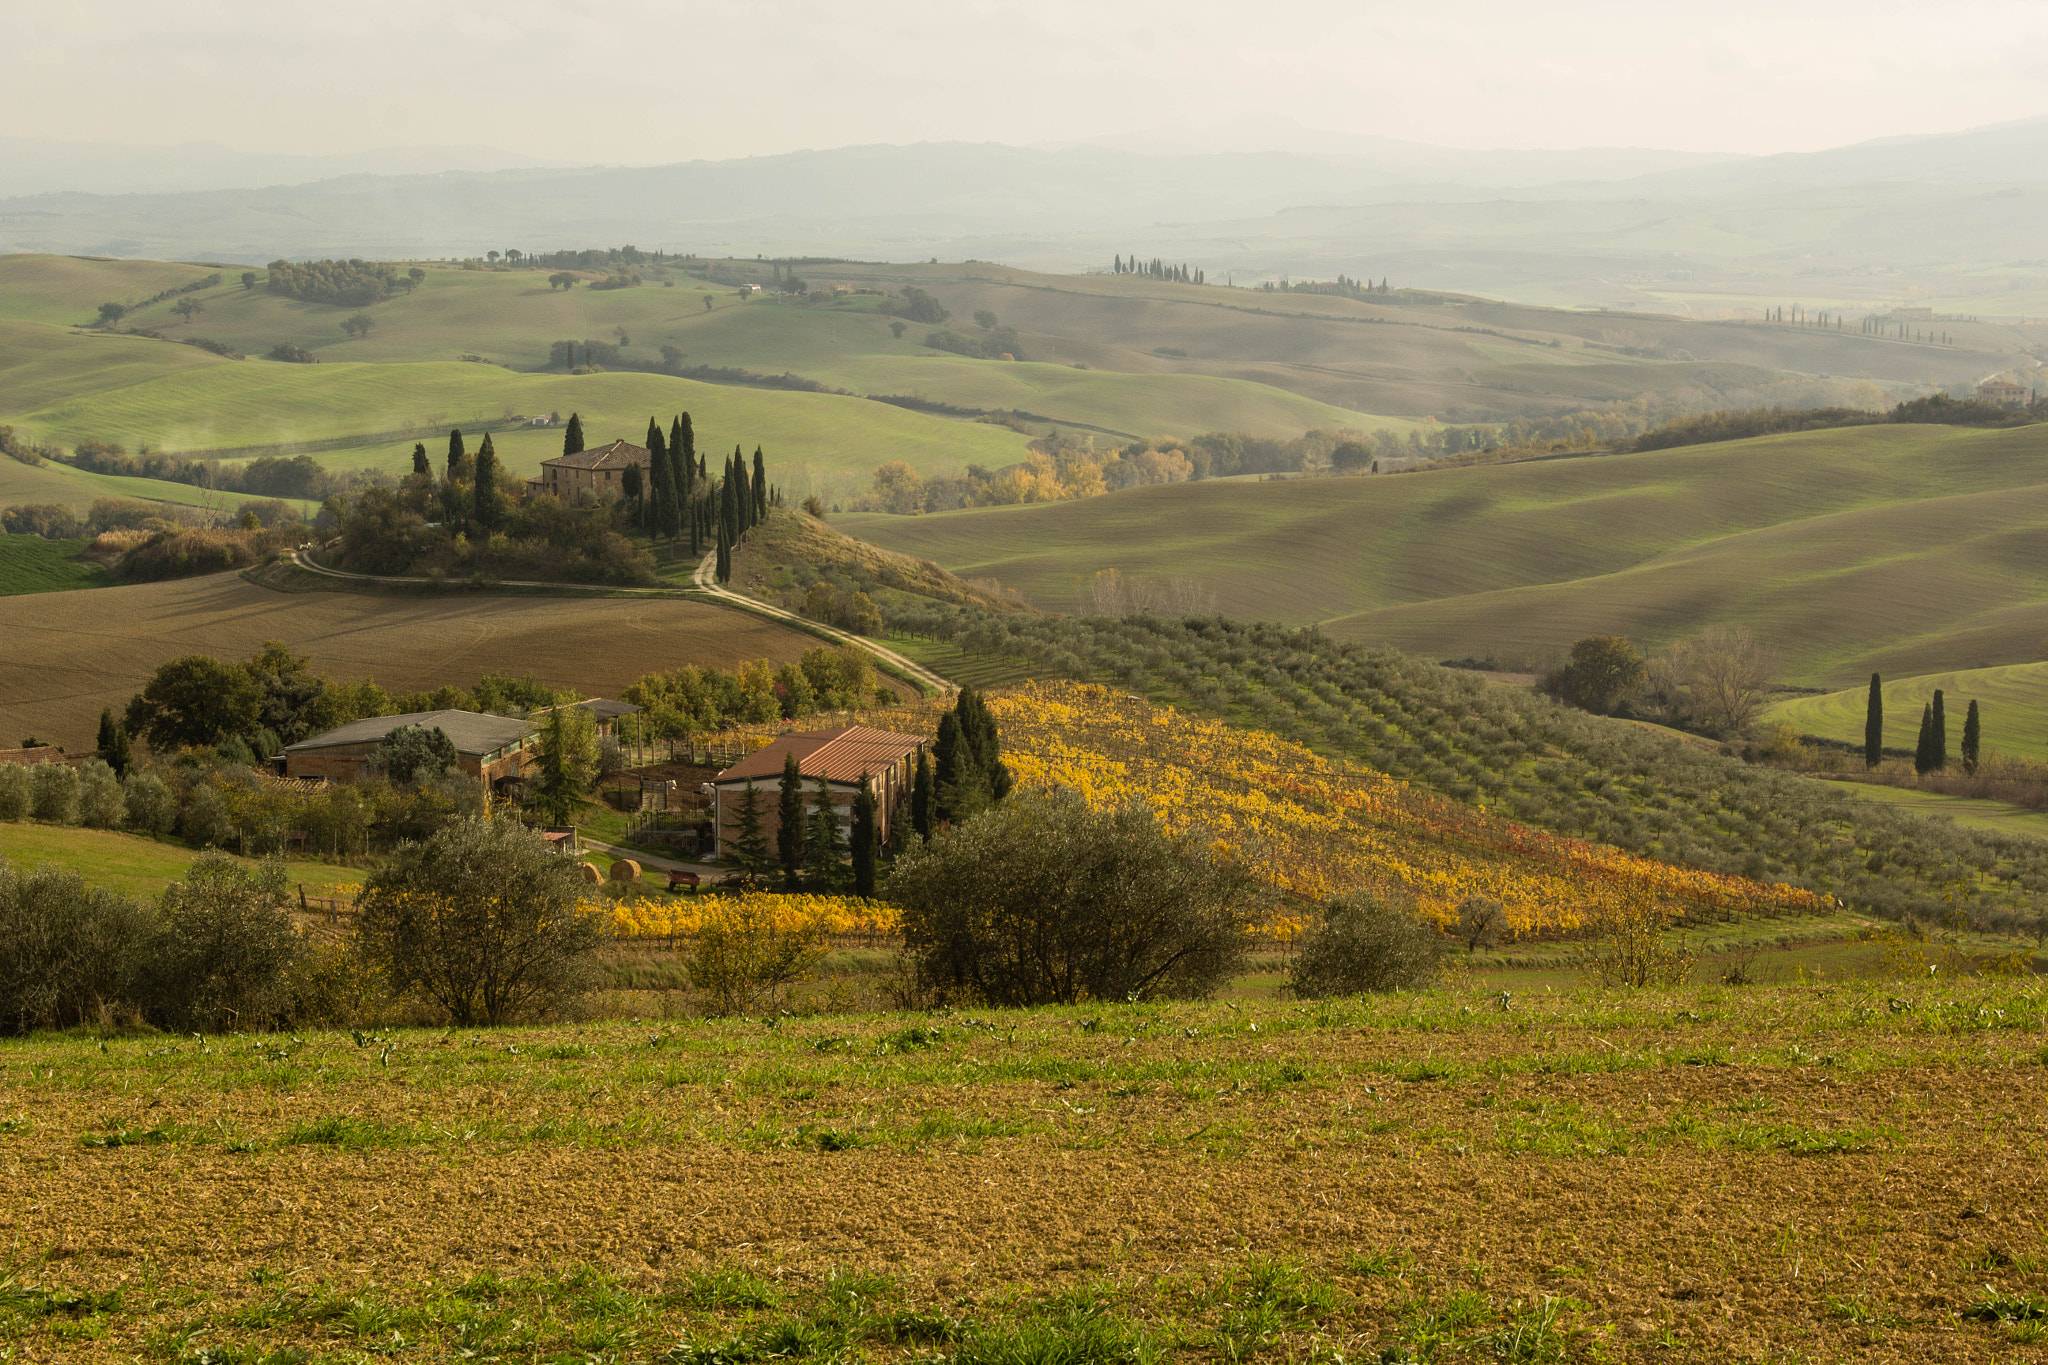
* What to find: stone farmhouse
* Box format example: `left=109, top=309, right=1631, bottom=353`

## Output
left=532, top=438, right=650, bottom=502
left=706, top=725, right=924, bottom=859
left=1977, top=378, right=2032, bottom=407
left=282, top=709, right=536, bottom=787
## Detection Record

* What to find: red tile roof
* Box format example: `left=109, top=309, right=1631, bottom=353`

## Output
left=541, top=438, right=650, bottom=471
left=713, top=726, right=924, bottom=785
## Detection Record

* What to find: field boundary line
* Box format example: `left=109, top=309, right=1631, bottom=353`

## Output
left=692, top=551, right=954, bottom=696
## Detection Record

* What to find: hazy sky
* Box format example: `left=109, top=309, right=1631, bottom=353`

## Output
left=11, top=0, right=2048, bottom=162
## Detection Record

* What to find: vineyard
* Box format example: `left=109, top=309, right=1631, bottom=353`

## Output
left=695, top=681, right=1825, bottom=940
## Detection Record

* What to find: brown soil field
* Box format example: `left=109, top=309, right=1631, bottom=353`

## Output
left=2, top=980, right=2044, bottom=1362
left=0, top=571, right=845, bottom=751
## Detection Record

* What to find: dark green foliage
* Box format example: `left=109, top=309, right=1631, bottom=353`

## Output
left=851, top=778, right=878, bottom=897
left=621, top=463, right=642, bottom=504
left=730, top=780, right=772, bottom=876
left=136, top=854, right=299, bottom=1033
left=125, top=654, right=263, bottom=750
left=803, top=776, right=845, bottom=891
left=1915, top=702, right=1935, bottom=775
left=95, top=709, right=131, bottom=777
left=777, top=752, right=806, bottom=891
left=668, top=416, right=689, bottom=539
left=446, top=428, right=467, bottom=484
left=715, top=507, right=732, bottom=582
left=364, top=724, right=458, bottom=785
left=731, top=446, right=752, bottom=534
left=563, top=412, right=584, bottom=457
left=753, top=446, right=769, bottom=522
left=1290, top=893, right=1444, bottom=997
left=932, top=687, right=1011, bottom=825
left=0, top=864, right=150, bottom=1034
left=1864, top=673, right=1883, bottom=769
left=910, top=751, right=934, bottom=842
left=265, top=258, right=395, bottom=306
left=893, top=789, right=1262, bottom=1006
left=355, top=817, right=604, bottom=1025
left=1963, top=700, right=1981, bottom=775
left=531, top=706, right=596, bottom=825
left=411, top=443, right=430, bottom=477
left=646, top=418, right=673, bottom=537
left=880, top=603, right=2048, bottom=928
left=472, top=434, right=500, bottom=530
left=1554, top=635, right=1646, bottom=714
left=1931, top=689, right=1947, bottom=771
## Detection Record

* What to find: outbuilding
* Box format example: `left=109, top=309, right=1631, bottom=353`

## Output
left=705, top=725, right=924, bottom=859
left=281, top=709, right=536, bottom=787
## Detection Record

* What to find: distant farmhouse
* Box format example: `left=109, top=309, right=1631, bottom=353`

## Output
left=283, top=709, right=536, bottom=788
left=706, top=726, right=924, bottom=859
left=1977, top=377, right=2032, bottom=407
left=532, top=437, right=650, bottom=502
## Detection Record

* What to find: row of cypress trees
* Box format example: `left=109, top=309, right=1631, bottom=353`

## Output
left=410, top=428, right=502, bottom=531
left=1864, top=673, right=1982, bottom=775
left=909, top=688, right=1013, bottom=841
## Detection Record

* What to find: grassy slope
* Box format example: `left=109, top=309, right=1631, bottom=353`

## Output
left=0, top=449, right=302, bottom=516
left=1817, top=777, right=2048, bottom=839
left=0, top=535, right=108, bottom=594
left=1772, top=662, right=2048, bottom=762
left=0, top=822, right=367, bottom=900
left=840, top=422, right=2048, bottom=686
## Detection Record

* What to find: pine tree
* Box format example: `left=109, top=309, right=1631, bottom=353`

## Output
left=645, top=417, right=673, bottom=537
left=446, top=428, right=466, bottom=482
left=752, top=446, right=768, bottom=522
left=803, top=776, right=845, bottom=890
left=1863, top=673, right=1883, bottom=769
left=1962, top=699, right=1982, bottom=775
left=850, top=777, right=878, bottom=897
left=563, top=412, right=584, bottom=456
left=910, top=750, right=934, bottom=841
left=96, top=709, right=131, bottom=778
left=932, top=708, right=993, bottom=825
left=1931, top=689, right=1947, bottom=770
left=776, top=750, right=806, bottom=890
left=730, top=779, right=772, bottom=877
left=411, top=442, right=430, bottom=477
left=472, top=434, right=500, bottom=529
left=1914, top=702, right=1935, bottom=775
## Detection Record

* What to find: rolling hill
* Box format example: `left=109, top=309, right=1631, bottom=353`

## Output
left=838, top=421, right=2048, bottom=687
left=1770, top=662, right=2048, bottom=764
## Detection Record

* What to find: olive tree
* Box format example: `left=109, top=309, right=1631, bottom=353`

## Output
left=1289, top=893, right=1444, bottom=997
left=137, top=854, right=301, bottom=1032
left=0, top=864, right=150, bottom=1034
left=891, top=788, right=1263, bottom=1006
left=354, top=816, right=604, bottom=1024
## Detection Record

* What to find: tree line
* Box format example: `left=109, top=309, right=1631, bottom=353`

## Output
left=1112, top=256, right=1205, bottom=284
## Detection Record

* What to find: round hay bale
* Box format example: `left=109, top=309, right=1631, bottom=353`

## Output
left=609, top=858, right=642, bottom=883
left=578, top=862, right=602, bottom=885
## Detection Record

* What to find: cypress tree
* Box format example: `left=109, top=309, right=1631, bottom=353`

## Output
left=1962, top=700, right=1981, bottom=775
left=730, top=779, right=771, bottom=877
left=667, top=416, right=688, bottom=538
left=753, top=445, right=768, bottom=521
left=1931, top=690, right=1947, bottom=770
left=850, top=777, right=878, bottom=897
left=714, top=514, right=730, bottom=582
left=1863, top=673, right=1883, bottom=768
left=472, top=434, right=500, bottom=529
left=954, top=687, right=1012, bottom=799
left=96, top=709, right=131, bottom=778
left=563, top=412, right=584, bottom=456
left=1914, top=702, right=1935, bottom=775
left=731, top=445, right=751, bottom=532
left=776, top=750, right=806, bottom=890
left=645, top=418, right=672, bottom=537
left=910, top=751, right=934, bottom=841
left=678, top=411, right=697, bottom=505
left=803, top=775, right=844, bottom=890
left=411, top=442, right=430, bottom=477
left=721, top=462, right=739, bottom=546
left=446, top=428, right=466, bottom=482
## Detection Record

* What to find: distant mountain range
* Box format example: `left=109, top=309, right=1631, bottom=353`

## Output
left=2, top=119, right=2043, bottom=306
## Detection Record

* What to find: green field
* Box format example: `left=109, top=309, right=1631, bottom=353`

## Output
left=0, top=534, right=107, bottom=594
left=1772, top=661, right=2048, bottom=762
left=1816, top=777, right=2048, bottom=839
left=0, top=822, right=368, bottom=900
left=841, top=421, right=2048, bottom=687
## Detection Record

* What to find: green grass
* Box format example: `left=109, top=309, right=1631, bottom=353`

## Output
left=0, top=821, right=368, bottom=900
left=0, top=536, right=106, bottom=595
left=841, top=421, right=2048, bottom=686
left=1772, top=662, right=2048, bottom=763
left=1814, top=778, right=2048, bottom=839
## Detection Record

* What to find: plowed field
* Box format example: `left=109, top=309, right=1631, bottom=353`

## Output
left=0, top=571, right=834, bottom=751
left=2, top=980, right=2044, bottom=1362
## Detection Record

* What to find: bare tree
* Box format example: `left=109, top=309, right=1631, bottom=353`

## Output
left=1669, top=625, right=1777, bottom=732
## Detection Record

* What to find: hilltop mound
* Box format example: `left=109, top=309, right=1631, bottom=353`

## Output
left=731, top=505, right=1032, bottom=619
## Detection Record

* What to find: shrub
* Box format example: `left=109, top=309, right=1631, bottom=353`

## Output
left=354, top=816, right=605, bottom=1024
left=136, top=854, right=301, bottom=1032
left=1290, top=893, right=1444, bottom=997
left=0, top=865, right=149, bottom=1033
left=363, top=723, right=458, bottom=785
left=892, top=788, right=1263, bottom=1006
left=181, top=782, right=233, bottom=848
left=1586, top=889, right=1695, bottom=987
left=122, top=770, right=176, bottom=835
left=0, top=764, right=29, bottom=821
left=687, top=896, right=831, bottom=1016
left=30, top=763, right=80, bottom=824
left=76, top=759, right=125, bottom=829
